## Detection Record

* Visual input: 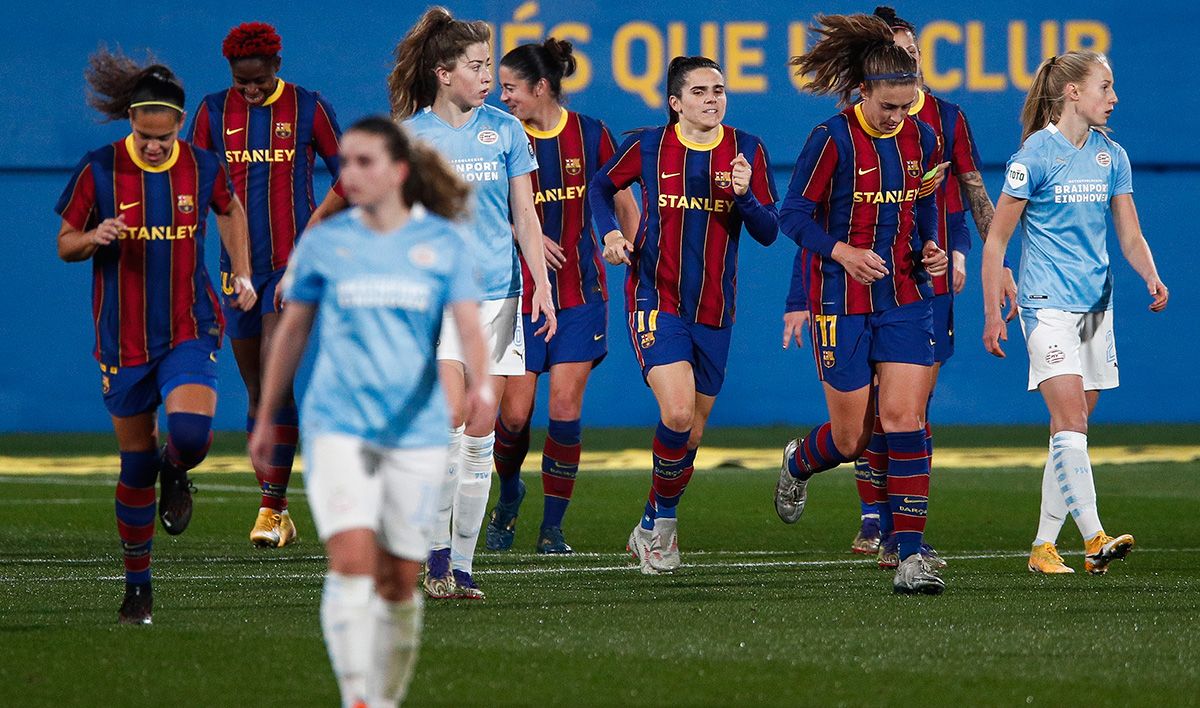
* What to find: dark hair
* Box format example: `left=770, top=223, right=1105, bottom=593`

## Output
left=873, top=6, right=916, bottom=34
left=788, top=13, right=918, bottom=106
left=666, top=55, right=722, bottom=125
left=1020, top=51, right=1111, bottom=141
left=222, top=22, right=282, bottom=61
left=85, top=47, right=185, bottom=121
left=500, top=38, right=576, bottom=101
left=345, top=116, right=469, bottom=220
left=387, top=6, right=492, bottom=120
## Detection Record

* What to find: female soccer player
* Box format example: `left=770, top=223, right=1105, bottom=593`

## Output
left=55, top=50, right=257, bottom=624
left=250, top=116, right=489, bottom=707
left=188, top=22, right=347, bottom=548
left=590, top=55, right=779, bottom=574
left=486, top=38, right=640, bottom=555
left=388, top=6, right=557, bottom=599
left=771, top=13, right=950, bottom=594
left=982, top=50, right=1168, bottom=575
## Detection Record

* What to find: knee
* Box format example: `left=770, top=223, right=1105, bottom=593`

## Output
left=1050, top=413, right=1088, bottom=436
left=876, top=402, right=925, bottom=437
left=660, top=403, right=694, bottom=432
left=166, top=412, right=213, bottom=467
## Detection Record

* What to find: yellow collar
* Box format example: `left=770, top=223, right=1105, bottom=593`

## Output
left=124, top=134, right=180, bottom=173
left=674, top=123, right=724, bottom=151
left=261, top=78, right=287, bottom=107
left=907, top=89, right=927, bottom=116
left=523, top=108, right=569, bottom=139
left=854, top=103, right=903, bottom=139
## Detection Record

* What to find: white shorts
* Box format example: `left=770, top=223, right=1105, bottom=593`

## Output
left=1019, top=307, right=1119, bottom=392
left=303, top=434, right=446, bottom=561
left=436, top=296, right=525, bottom=376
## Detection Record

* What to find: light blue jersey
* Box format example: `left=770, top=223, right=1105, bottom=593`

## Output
left=405, top=104, right=538, bottom=300
left=283, top=208, right=478, bottom=448
left=1002, top=124, right=1133, bottom=312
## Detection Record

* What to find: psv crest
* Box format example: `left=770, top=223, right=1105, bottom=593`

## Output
left=275, top=122, right=293, bottom=139
left=714, top=171, right=732, bottom=189
left=564, top=157, right=582, bottom=176
left=905, top=160, right=921, bottom=178
left=177, top=194, right=195, bottom=214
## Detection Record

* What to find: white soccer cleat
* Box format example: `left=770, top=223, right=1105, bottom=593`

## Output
left=651, top=518, right=680, bottom=572
left=627, top=523, right=666, bottom=575
left=775, top=439, right=808, bottom=524
left=893, top=554, right=946, bottom=595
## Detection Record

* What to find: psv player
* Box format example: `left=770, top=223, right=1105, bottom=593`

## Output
left=591, top=56, right=779, bottom=574
left=56, top=50, right=256, bottom=623
left=188, top=22, right=347, bottom=548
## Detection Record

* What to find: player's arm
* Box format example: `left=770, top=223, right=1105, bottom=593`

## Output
left=956, top=169, right=1016, bottom=298
left=614, top=187, right=640, bottom=246
left=732, top=145, right=779, bottom=246
left=591, top=135, right=642, bottom=265
left=307, top=96, right=348, bottom=227
left=782, top=248, right=810, bottom=350
left=58, top=217, right=121, bottom=262
left=216, top=196, right=258, bottom=312
left=510, top=173, right=557, bottom=340
left=981, top=193, right=1027, bottom=357
left=308, top=189, right=348, bottom=228
left=249, top=300, right=316, bottom=469
left=914, top=185, right=948, bottom=279
left=1111, top=194, right=1168, bottom=312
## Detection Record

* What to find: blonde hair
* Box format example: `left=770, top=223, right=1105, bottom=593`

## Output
left=1020, top=50, right=1111, bottom=140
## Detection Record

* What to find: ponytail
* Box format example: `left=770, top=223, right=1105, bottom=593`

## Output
left=345, top=116, right=469, bottom=220
left=1019, top=51, right=1109, bottom=141
left=500, top=37, right=577, bottom=101
left=388, top=6, right=491, bottom=120
left=85, top=47, right=185, bottom=121
left=788, top=13, right=917, bottom=106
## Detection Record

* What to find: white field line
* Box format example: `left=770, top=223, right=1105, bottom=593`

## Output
left=3, top=547, right=1193, bottom=583
left=0, top=476, right=283, bottom=495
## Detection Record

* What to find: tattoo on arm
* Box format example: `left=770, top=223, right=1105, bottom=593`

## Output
left=959, top=171, right=995, bottom=241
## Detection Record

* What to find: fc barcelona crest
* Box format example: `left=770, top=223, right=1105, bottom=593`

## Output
left=640, top=332, right=656, bottom=349
left=822, top=350, right=836, bottom=368
left=101, top=374, right=111, bottom=394
left=564, top=157, right=582, bottom=176
left=905, top=160, right=921, bottom=178
left=177, top=194, right=195, bottom=214
left=275, top=122, right=293, bottom=139
left=714, top=171, right=732, bottom=189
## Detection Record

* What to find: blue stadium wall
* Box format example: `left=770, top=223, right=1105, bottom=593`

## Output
left=3, top=1, right=1196, bottom=431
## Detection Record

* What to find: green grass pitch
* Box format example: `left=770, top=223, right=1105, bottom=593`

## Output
left=1, top=427, right=1197, bottom=706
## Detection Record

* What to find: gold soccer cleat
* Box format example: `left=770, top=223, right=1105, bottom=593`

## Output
left=250, top=507, right=282, bottom=548
left=1084, top=532, right=1135, bottom=575
left=1028, top=542, right=1074, bottom=574
left=276, top=509, right=299, bottom=547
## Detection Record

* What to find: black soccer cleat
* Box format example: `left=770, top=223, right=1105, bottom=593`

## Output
left=118, top=583, right=153, bottom=625
left=158, top=452, right=195, bottom=535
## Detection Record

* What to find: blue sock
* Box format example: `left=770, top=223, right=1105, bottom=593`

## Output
left=541, top=418, right=582, bottom=529
left=650, top=422, right=691, bottom=521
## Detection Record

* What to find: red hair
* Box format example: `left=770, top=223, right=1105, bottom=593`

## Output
left=222, top=22, right=282, bottom=60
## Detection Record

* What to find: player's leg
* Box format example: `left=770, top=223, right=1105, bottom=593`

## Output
left=486, top=369, right=535, bottom=552
left=852, top=385, right=885, bottom=555
left=253, top=280, right=301, bottom=546
left=110, top=408, right=160, bottom=625
left=157, top=337, right=220, bottom=536
left=538, top=361, right=593, bottom=554
left=425, top=359, right=465, bottom=598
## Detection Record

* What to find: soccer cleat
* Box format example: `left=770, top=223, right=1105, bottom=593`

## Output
left=878, top=536, right=899, bottom=569
left=423, top=548, right=456, bottom=600
left=920, top=542, right=948, bottom=570
left=452, top=570, right=486, bottom=600
left=892, top=554, right=946, bottom=595
left=1028, top=542, right=1074, bottom=574
left=627, top=523, right=665, bottom=575
left=651, top=518, right=680, bottom=572
left=851, top=516, right=882, bottom=555
left=118, top=583, right=153, bottom=625
left=158, top=455, right=195, bottom=536
left=250, top=507, right=282, bottom=548
left=1084, top=532, right=1135, bottom=575
left=536, top=526, right=574, bottom=555
left=774, top=439, right=808, bottom=524
left=484, top=478, right=526, bottom=551
left=276, top=509, right=299, bottom=547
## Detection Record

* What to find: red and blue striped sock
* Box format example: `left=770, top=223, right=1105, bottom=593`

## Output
left=541, top=418, right=581, bottom=529
left=853, top=459, right=877, bottom=517
left=865, top=414, right=893, bottom=536
left=787, top=422, right=853, bottom=479
left=646, top=422, right=690, bottom=526
left=494, top=417, right=531, bottom=505
left=115, top=450, right=159, bottom=586
left=886, top=429, right=930, bottom=560
left=258, top=405, right=298, bottom=511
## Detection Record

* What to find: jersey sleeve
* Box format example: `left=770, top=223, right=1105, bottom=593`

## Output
left=281, top=232, right=326, bottom=304
left=55, top=155, right=97, bottom=231
left=597, top=122, right=618, bottom=165
left=733, top=137, right=779, bottom=246
left=950, top=107, right=982, bottom=176
left=590, top=135, right=643, bottom=236
left=188, top=100, right=213, bottom=150
left=504, top=117, right=538, bottom=179
left=778, top=125, right=841, bottom=255
left=1001, top=146, right=1044, bottom=201
left=748, top=140, right=778, bottom=206
left=1112, top=142, right=1133, bottom=196
left=209, top=162, right=235, bottom=215
left=312, top=93, right=345, bottom=198
left=784, top=247, right=808, bottom=311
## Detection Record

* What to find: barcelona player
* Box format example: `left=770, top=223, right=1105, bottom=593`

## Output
left=188, top=22, right=346, bottom=548
left=982, top=51, right=1168, bottom=575
left=56, top=50, right=256, bottom=623
left=486, top=38, right=640, bottom=555
left=771, top=14, right=951, bottom=594
left=389, top=6, right=557, bottom=599
left=591, top=56, right=779, bottom=574
left=251, top=116, right=489, bottom=707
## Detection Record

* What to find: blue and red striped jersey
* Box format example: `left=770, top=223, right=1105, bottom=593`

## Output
left=519, top=110, right=616, bottom=314
left=188, top=79, right=342, bottom=274
left=55, top=137, right=233, bottom=367
left=780, top=104, right=941, bottom=316
left=911, top=89, right=980, bottom=295
left=591, top=124, right=778, bottom=328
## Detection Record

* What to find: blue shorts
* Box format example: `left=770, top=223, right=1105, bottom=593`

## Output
left=222, top=269, right=284, bottom=340
left=101, top=336, right=219, bottom=417
left=524, top=301, right=607, bottom=374
left=627, top=310, right=732, bottom=397
left=810, top=300, right=934, bottom=392
left=932, top=293, right=955, bottom=364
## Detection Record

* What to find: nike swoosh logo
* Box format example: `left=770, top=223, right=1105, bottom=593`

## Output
left=660, top=172, right=680, bottom=179
left=119, top=201, right=140, bottom=211
left=593, top=334, right=604, bottom=341
left=929, top=339, right=936, bottom=346
left=902, top=497, right=926, bottom=504
left=225, top=127, right=245, bottom=135
left=857, top=167, right=878, bottom=175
